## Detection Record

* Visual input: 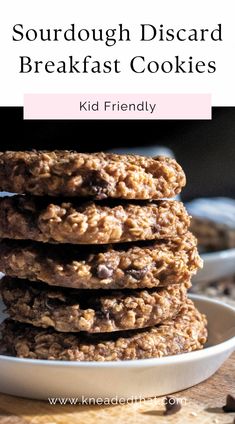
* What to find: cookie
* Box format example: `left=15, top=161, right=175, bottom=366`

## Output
left=0, top=300, right=207, bottom=361
left=0, top=196, right=190, bottom=244
left=0, top=232, right=201, bottom=289
left=0, top=151, right=186, bottom=199
left=0, top=277, right=189, bottom=333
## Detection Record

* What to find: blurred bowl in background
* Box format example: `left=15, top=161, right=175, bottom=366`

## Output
left=193, top=248, right=235, bottom=285
left=187, top=198, right=235, bottom=285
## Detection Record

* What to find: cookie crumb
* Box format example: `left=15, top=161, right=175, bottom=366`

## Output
left=222, top=394, right=235, bottom=412
left=190, top=411, right=198, bottom=416
left=164, top=397, right=182, bottom=415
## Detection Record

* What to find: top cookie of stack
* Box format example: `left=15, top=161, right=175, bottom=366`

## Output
left=0, top=150, right=185, bottom=199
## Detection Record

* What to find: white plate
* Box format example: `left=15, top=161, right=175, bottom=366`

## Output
left=0, top=295, right=235, bottom=401
left=193, top=248, right=235, bottom=285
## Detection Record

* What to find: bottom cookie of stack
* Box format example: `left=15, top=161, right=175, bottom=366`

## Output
left=0, top=300, right=207, bottom=362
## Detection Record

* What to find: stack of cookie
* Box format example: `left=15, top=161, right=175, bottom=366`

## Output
left=0, top=151, right=207, bottom=361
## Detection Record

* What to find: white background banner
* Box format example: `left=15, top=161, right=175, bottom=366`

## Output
left=0, top=0, right=234, bottom=106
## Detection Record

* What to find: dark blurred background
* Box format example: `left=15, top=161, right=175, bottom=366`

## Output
left=1, top=107, right=235, bottom=201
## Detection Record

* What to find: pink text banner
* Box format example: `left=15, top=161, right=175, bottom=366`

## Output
left=24, top=94, right=211, bottom=120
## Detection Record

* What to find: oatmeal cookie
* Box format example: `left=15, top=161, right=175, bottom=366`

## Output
left=0, top=196, right=190, bottom=244
left=0, top=232, right=201, bottom=289
left=0, top=300, right=207, bottom=361
left=0, top=277, right=190, bottom=333
left=0, top=151, right=186, bottom=199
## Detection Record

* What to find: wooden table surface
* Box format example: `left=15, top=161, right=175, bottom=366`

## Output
left=0, top=352, right=234, bottom=424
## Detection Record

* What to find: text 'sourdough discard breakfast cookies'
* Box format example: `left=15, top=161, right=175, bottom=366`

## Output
left=0, top=232, right=202, bottom=289
left=0, top=300, right=207, bottom=361
left=0, top=151, right=186, bottom=199
left=0, top=196, right=190, bottom=244
left=0, top=277, right=190, bottom=333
